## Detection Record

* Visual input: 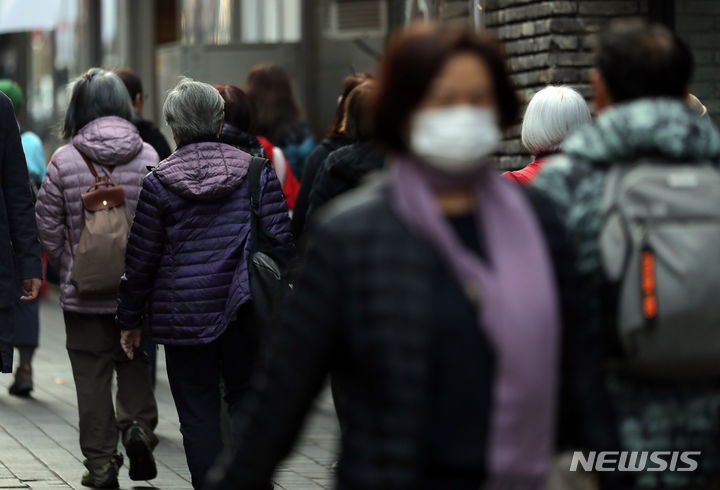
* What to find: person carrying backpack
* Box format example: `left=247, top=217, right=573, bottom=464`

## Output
left=532, top=20, right=720, bottom=488
left=35, top=68, right=159, bottom=489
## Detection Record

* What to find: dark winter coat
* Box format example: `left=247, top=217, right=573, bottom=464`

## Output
left=115, top=141, right=294, bottom=346
left=133, top=115, right=172, bottom=161
left=0, top=92, right=42, bottom=372
left=220, top=123, right=265, bottom=158
left=306, top=141, right=384, bottom=222
left=291, top=136, right=350, bottom=237
left=532, top=97, right=720, bottom=488
left=208, top=176, right=624, bottom=490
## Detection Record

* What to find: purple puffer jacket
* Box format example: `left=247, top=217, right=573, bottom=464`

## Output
left=115, top=141, right=294, bottom=345
left=35, top=116, right=159, bottom=314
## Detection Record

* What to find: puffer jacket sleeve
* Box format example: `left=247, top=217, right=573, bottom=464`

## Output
left=258, top=165, right=295, bottom=265
left=116, top=175, right=165, bottom=330
left=35, top=157, right=67, bottom=270
left=205, top=221, right=343, bottom=489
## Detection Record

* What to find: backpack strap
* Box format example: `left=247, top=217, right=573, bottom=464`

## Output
left=77, top=149, right=114, bottom=178
left=248, top=156, right=271, bottom=254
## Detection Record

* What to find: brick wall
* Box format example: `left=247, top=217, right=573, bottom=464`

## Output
left=676, top=0, right=720, bottom=122
left=484, top=0, right=648, bottom=170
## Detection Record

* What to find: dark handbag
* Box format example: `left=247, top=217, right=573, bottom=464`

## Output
left=247, top=156, right=290, bottom=323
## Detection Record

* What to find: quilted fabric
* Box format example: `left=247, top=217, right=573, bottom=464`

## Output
left=116, top=141, right=294, bottom=346
left=35, top=116, right=159, bottom=314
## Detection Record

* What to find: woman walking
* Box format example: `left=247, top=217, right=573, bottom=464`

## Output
left=208, top=23, right=624, bottom=490
left=116, top=78, right=294, bottom=489
left=35, top=68, right=159, bottom=489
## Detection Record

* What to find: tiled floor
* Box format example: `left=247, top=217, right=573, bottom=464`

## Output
left=0, top=291, right=339, bottom=489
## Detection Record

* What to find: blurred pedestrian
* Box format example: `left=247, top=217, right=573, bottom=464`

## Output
left=306, top=80, right=383, bottom=220
left=216, top=84, right=299, bottom=209
left=116, top=78, right=294, bottom=489
left=0, top=89, right=42, bottom=382
left=207, top=23, right=621, bottom=490
left=532, top=20, right=720, bottom=488
left=292, top=73, right=372, bottom=237
left=216, top=84, right=265, bottom=157
left=0, top=79, right=46, bottom=396
left=116, top=68, right=172, bottom=161
left=246, top=63, right=315, bottom=178
left=503, top=85, right=590, bottom=185
left=35, top=68, right=159, bottom=489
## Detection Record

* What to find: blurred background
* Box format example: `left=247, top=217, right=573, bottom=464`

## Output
left=0, top=0, right=716, bottom=168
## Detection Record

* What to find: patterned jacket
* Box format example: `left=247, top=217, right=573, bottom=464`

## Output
left=533, top=97, right=720, bottom=488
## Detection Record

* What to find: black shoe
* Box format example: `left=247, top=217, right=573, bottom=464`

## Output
left=8, top=365, right=33, bottom=397
left=124, top=423, right=157, bottom=481
left=81, top=452, right=122, bottom=489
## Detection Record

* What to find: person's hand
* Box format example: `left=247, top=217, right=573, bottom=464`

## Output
left=121, top=328, right=142, bottom=360
left=20, top=278, right=42, bottom=301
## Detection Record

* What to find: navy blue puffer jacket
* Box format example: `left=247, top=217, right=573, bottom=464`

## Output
left=116, top=141, right=294, bottom=345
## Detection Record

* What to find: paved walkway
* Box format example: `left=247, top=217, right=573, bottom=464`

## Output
left=0, top=291, right=339, bottom=489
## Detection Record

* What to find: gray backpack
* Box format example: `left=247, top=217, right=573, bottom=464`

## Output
left=599, top=161, right=720, bottom=379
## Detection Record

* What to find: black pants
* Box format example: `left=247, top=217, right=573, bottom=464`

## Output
left=165, top=318, right=258, bottom=489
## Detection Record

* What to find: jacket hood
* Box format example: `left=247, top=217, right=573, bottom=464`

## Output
left=155, top=141, right=251, bottom=200
left=562, top=97, right=720, bottom=164
left=72, top=116, right=144, bottom=166
left=220, top=123, right=265, bottom=158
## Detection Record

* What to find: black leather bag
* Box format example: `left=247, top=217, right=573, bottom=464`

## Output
left=247, top=156, right=290, bottom=324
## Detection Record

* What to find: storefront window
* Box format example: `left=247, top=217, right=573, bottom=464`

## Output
left=180, top=0, right=302, bottom=45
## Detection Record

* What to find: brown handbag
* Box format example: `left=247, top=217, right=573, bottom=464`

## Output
left=68, top=152, right=131, bottom=295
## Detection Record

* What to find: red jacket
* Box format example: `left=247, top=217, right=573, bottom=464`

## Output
left=502, top=152, right=560, bottom=186
left=258, top=136, right=299, bottom=210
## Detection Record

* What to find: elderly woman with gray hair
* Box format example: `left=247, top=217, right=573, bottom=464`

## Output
left=36, top=68, right=160, bottom=488
left=116, top=78, right=293, bottom=488
left=503, top=85, right=591, bottom=185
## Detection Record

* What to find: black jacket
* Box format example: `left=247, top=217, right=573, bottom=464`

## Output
left=133, top=115, right=172, bottom=161
left=291, top=136, right=350, bottom=237
left=219, top=123, right=265, bottom=158
left=306, top=141, right=384, bottom=222
left=207, top=176, right=624, bottom=490
left=0, top=93, right=42, bottom=371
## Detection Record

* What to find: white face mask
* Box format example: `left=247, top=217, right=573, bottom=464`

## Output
left=409, top=105, right=501, bottom=174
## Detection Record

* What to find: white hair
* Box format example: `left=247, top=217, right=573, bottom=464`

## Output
left=521, top=86, right=592, bottom=156
left=163, top=77, right=225, bottom=142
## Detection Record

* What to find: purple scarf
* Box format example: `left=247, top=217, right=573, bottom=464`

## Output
left=391, top=156, right=560, bottom=487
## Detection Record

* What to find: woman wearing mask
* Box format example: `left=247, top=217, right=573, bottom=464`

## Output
left=503, top=86, right=591, bottom=185
left=116, top=79, right=293, bottom=489
left=246, top=63, right=315, bottom=179
left=292, top=73, right=372, bottom=237
left=207, top=23, right=622, bottom=490
left=35, top=68, right=159, bottom=489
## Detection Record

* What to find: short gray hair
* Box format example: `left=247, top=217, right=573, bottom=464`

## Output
left=163, top=78, right=225, bottom=142
left=61, top=68, right=134, bottom=139
left=521, top=86, right=592, bottom=156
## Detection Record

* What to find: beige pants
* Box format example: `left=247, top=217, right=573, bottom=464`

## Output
left=64, top=311, right=158, bottom=467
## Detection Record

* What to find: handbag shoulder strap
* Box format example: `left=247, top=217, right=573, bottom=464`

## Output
left=248, top=156, right=271, bottom=253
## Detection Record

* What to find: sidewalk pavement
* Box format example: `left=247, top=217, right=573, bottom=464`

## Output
left=0, top=291, right=339, bottom=489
